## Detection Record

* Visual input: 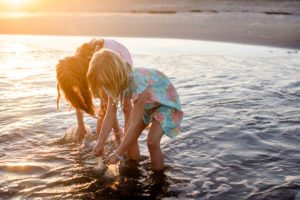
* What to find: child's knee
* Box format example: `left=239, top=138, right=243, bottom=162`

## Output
left=147, top=136, right=160, bottom=151
left=131, top=140, right=139, bottom=147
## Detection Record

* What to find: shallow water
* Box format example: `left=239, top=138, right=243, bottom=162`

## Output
left=0, top=34, right=299, bottom=200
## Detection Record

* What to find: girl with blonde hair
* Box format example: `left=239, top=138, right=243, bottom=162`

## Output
left=56, top=38, right=133, bottom=143
left=87, top=49, right=183, bottom=171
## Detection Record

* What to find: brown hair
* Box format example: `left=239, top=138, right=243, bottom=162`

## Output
left=56, top=56, right=96, bottom=116
left=75, top=38, right=104, bottom=63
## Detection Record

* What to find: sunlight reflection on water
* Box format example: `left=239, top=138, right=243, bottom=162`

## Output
left=0, top=34, right=299, bottom=199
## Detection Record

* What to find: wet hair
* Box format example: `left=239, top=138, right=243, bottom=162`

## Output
left=56, top=56, right=96, bottom=116
left=87, top=49, right=132, bottom=111
left=56, top=38, right=105, bottom=117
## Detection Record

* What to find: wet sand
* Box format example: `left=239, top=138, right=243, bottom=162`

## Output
left=0, top=0, right=300, bottom=49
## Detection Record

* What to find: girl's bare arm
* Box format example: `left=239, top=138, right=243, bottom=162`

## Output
left=93, top=97, right=117, bottom=156
left=115, top=88, right=149, bottom=157
left=76, top=109, right=87, bottom=143
left=97, top=97, right=117, bottom=146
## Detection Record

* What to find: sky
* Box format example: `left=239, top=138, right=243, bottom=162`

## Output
left=0, top=0, right=101, bottom=12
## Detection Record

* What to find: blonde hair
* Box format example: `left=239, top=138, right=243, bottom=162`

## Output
left=87, top=49, right=132, bottom=103
left=56, top=56, right=96, bottom=117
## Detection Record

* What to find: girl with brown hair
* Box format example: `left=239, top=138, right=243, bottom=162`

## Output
left=56, top=38, right=133, bottom=143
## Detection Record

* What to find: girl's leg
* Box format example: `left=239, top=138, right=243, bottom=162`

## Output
left=147, top=119, right=164, bottom=171
left=127, top=118, right=147, bottom=160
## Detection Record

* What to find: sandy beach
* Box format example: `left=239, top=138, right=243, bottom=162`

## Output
left=0, top=0, right=300, bottom=48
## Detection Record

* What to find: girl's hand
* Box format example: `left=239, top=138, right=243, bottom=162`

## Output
left=93, top=142, right=104, bottom=157
left=76, top=126, right=87, bottom=144
left=105, top=153, right=119, bottom=165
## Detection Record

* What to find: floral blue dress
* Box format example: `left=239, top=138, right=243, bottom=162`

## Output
left=123, top=68, right=183, bottom=138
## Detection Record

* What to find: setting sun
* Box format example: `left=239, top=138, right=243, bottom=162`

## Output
left=5, top=0, right=30, bottom=7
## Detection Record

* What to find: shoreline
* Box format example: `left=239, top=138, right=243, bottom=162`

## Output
left=0, top=12, right=300, bottom=49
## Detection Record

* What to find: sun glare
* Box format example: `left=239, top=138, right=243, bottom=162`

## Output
left=5, top=0, right=30, bottom=7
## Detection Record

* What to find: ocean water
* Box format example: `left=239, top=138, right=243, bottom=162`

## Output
left=0, top=34, right=299, bottom=200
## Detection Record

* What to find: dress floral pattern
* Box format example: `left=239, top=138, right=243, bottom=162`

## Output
left=124, top=68, right=183, bottom=138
